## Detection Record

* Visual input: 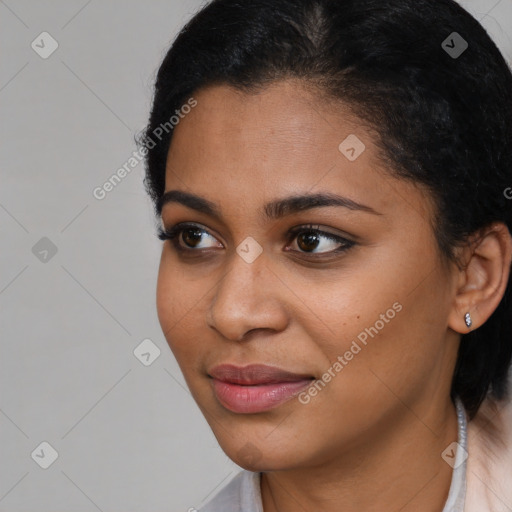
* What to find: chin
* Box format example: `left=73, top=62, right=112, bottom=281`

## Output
left=218, top=436, right=308, bottom=472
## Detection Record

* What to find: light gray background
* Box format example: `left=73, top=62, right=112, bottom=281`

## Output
left=1, top=1, right=511, bottom=511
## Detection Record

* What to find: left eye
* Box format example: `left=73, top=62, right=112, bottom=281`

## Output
left=157, top=223, right=355, bottom=255
left=287, top=226, right=354, bottom=254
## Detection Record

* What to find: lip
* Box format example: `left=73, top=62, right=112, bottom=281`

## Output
left=208, top=364, right=315, bottom=413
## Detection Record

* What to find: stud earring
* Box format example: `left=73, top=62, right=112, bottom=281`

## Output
left=464, top=312, right=472, bottom=328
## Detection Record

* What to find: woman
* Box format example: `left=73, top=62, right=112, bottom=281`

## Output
left=137, top=0, right=512, bottom=510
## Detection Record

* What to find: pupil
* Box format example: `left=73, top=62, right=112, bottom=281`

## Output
left=298, top=232, right=319, bottom=252
left=183, top=228, right=203, bottom=247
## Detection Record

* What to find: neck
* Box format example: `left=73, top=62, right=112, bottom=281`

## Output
left=261, top=397, right=459, bottom=512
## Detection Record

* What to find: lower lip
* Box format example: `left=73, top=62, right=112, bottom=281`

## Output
left=211, top=378, right=313, bottom=413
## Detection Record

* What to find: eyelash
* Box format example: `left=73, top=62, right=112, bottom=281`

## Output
left=157, top=223, right=356, bottom=257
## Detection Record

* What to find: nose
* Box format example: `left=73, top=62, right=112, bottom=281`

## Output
left=206, top=249, right=289, bottom=342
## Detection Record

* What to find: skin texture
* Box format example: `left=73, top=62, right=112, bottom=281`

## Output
left=156, top=79, right=512, bottom=512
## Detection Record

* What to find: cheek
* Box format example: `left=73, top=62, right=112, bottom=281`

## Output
left=305, top=288, right=405, bottom=391
left=301, top=245, right=447, bottom=393
left=156, top=251, right=209, bottom=369
left=316, top=287, right=450, bottom=417
left=156, top=252, right=176, bottom=334
left=156, top=251, right=194, bottom=346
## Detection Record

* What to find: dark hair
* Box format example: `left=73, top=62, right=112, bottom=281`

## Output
left=137, top=0, right=512, bottom=419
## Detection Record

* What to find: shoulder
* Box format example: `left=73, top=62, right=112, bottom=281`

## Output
left=198, top=470, right=263, bottom=512
left=465, top=393, right=512, bottom=512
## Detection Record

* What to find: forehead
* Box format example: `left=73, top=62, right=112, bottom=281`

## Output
left=169, top=79, right=365, bottom=163
left=164, top=80, right=433, bottom=223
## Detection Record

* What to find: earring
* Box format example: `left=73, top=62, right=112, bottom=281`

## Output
left=464, top=312, right=472, bottom=328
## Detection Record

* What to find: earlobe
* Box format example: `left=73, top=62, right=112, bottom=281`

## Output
left=448, top=222, right=512, bottom=334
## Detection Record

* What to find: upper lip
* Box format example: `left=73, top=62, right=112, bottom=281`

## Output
left=208, top=364, right=314, bottom=385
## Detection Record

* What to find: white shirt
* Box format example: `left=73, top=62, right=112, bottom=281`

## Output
left=199, top=395, right=512, bottom=512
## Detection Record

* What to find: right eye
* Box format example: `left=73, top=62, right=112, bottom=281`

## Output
left=157, top=223, right=223, bottom=251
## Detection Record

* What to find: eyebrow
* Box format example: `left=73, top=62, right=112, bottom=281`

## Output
left=157, top=189, right=382, bottom=220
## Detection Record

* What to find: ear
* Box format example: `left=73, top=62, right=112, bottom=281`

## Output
left=448, top=222, right=512, bottom=334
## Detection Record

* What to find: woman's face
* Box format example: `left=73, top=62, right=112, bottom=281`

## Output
left=156, top=79, right=461, bottom=470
